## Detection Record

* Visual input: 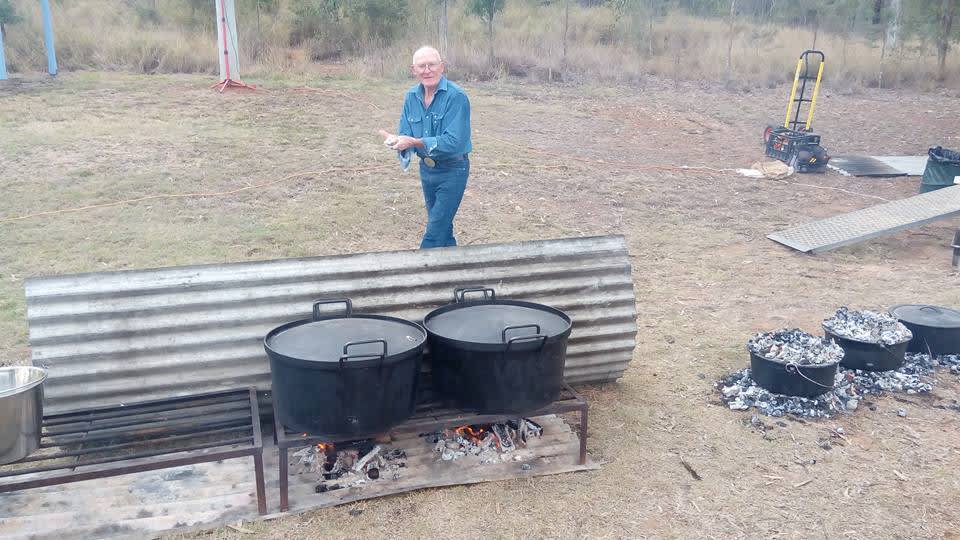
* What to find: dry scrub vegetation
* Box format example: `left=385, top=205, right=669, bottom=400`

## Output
left=2, top=0, right=958, bottom=89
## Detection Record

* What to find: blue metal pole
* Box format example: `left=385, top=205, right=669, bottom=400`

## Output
left=40, top=0, right=57, bottom=76
left=0, top=26, right=8, bottom=80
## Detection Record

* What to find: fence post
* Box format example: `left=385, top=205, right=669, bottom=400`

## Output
left=0, top=26, right=8, bottom=80
left=40, top=0, right=58, bottom=76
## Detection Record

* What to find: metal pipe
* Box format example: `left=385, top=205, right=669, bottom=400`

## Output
left=40, top=0, right=57, bottom=76
left=952, top=229, right=960, bottom=267
left=0, top=25, right=8, bottom=80
left=784, top=59, right=803, bottom=128
left=19, top=425, right=252, bottom=463
left=44, top=388, right=249, bottom=421
left=805, top=60, right=825, bottom=129
left=42, top=400, right=251, bottom=435
left=0, top=436, right=254, bottom=478
left=44, top=394, right=250, bottom=426
left=41, top=416, right=251, bottom=447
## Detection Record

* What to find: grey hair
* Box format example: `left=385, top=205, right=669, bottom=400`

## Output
left=412, top=46, right=442, bottom=64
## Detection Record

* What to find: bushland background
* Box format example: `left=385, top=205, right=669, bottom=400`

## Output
left=1, top=0, right=958, bottom=89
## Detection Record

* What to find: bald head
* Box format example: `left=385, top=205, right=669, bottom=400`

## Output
left=412, top=46, right=442, bottom=65
left=410, top=45, right=445, bottom=90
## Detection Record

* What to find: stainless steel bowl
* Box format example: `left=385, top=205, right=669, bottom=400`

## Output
left=0, top=366, right=47, bottom=465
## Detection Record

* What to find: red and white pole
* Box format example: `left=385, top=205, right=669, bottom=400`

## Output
left=213, top=0, right=254, bottom=91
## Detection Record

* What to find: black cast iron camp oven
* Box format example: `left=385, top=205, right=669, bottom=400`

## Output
left=264, top=299, right=426, bottom=437
left=749, top=350, right=838, bottom=398
left=822, top=327, right=909, bottom=372
left=889, top=304, right=960, bottom=356
left=423, top=287, right=573, bottom=414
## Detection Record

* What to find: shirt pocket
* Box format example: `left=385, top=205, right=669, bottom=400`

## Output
left=406, top=113, right=424, bottom=138
left=430, top=113, right=444, bottom=133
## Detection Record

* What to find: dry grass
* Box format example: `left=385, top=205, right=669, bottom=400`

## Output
left=2, top=70, right=960, bottom=537
left=3, top=0, right=959, bottom=89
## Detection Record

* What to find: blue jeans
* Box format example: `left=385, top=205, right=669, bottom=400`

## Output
left=419, top=159, right=468, bottom=249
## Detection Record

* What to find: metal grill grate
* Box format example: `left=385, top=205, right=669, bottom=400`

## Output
left=0, top=388, right=267, bottom=514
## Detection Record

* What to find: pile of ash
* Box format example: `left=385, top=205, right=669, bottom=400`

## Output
left=294, top=441, right=407, bottom=493
left=747, top=328, right=843, bottom=365
left=822, top=307, right=913, bottom=345
left=717, top=352, right=959, bottom=418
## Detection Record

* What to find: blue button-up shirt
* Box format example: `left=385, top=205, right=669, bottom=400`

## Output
left=398, top=76, right=472, bottom=160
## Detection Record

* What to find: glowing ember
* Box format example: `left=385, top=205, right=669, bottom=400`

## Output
left=293, top=440, right=406, bottom=493
left=426, top=419, right=543, bottom=463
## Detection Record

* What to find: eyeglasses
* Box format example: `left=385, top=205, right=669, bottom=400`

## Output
left=412, top=61, right=442, bottom=72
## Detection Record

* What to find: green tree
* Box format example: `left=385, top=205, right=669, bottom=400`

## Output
left=290, top=0, right=408, bottom=55
left=0, top=0, right=22, bottom=39
left=932, top=0, right=958, bottom=80
left=467, top=0, right=505, bottom=66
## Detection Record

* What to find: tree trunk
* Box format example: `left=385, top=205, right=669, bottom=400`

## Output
left=647, top=0, right=654, bottom=57
left=726, top=0, right=736, bottom=72
left=487, top=14, right=494, bottom=67
left=889, top=0, right=902, bottom=86
left=886, top=0, right=900, bottom=49
left=936, top=0, right=957, bottom=81
left=872, top=0, right=883, bottom=25
left=440, top=0, right=448, bottom=58
left=879, top=22, right=886, bottom=88
left=562, top=0, right=569, bottom=68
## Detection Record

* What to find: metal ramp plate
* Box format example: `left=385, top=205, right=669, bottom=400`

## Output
left=829, top=155, right=905, bottom=177
left=873, top=156, right=928, bottom=176
left=768, top=185, right=960, bottom=253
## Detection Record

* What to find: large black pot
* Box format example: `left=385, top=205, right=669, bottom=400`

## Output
left=749, top=351, right=838, bottom=398
left=823, top=327, right=908, bottom=372
left=889, top=304, right=960, bottom=356
left=264, top=299, right=426, bottom=438
left=424, top=287, right=572, bottom=414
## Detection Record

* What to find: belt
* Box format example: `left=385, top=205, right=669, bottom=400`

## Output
left=421, top=154, right=468, bottom=167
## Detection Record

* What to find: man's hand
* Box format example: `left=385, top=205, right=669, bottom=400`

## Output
left=392, top=135, right=422, bottom=151
left=378, top=129, right=399, bottom=149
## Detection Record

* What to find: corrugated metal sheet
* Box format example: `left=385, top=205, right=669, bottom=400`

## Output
left=26, top=235, right=637, bottom=413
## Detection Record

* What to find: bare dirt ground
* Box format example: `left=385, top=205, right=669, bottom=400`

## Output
left=2, top=70, right=959, bottom=539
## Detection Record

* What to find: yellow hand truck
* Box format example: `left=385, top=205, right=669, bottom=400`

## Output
left=763, top=50, right=829, bottom=173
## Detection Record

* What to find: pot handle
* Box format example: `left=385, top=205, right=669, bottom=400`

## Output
left=454, top=286, right=496, bottom=303
left=505, top=334, right=548, bottom=353
left=919, top=306, right=942, bottom=314
left=501, top=324, right=541, bottom=342
left=785, top=363, right=836, bottom=390
left=313, top=298, right=353, bottom=320
left=339, top=339, right=388, bottom=369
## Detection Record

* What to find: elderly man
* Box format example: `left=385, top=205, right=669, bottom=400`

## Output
left=381, top=46, right=472, bottom=249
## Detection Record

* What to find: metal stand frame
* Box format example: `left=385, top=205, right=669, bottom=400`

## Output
left=0, top=388, right=267, bottom=515
left=273, top=383, right=588, bottom=512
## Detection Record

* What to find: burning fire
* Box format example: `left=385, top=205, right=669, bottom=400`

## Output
left=453, top=425, right=487, bottom=443
left=453, top=424, right=502, bottom=449
left=431, top=419, right=543, bottom=463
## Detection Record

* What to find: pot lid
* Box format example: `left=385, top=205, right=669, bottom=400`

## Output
left=267, top=317, right=426, bottom=362
left=889, top=304, right=960, bottom=329
left=425, top=302, right=570, bottom=344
